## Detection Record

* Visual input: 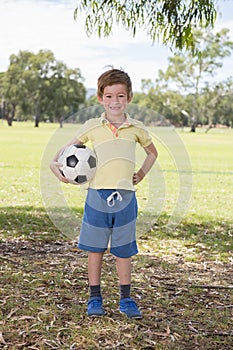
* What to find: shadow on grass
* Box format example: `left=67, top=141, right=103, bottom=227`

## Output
left=0, top=206, right=83, bottom=242
left=1, top=207, right=232, bottom=349
left=137, top=212, right=233, bottom=258
left=0, top=206, right=232, bottom=257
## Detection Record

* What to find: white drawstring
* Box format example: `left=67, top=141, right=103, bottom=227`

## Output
left=106, top=191, right=122, bottom=207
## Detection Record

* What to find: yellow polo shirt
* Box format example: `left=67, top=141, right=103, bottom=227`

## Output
left=76, top=113, right=152, bottom=190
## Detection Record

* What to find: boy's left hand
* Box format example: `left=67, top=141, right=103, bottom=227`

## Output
left=132, top=170, right=145, bottom=185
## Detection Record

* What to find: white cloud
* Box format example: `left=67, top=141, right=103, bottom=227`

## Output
left=1, top=0, right=233, bottom=91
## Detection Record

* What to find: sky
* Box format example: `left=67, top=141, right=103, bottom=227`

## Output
left=1, top=0, right=233, bottom=92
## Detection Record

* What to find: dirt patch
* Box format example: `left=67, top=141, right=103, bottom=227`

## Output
left=1, top=238, right=232, bottom=349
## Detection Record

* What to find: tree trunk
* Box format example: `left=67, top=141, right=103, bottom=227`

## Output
left=190, top=124, right=196, bottom=132
left=34, top=102, right=41, bottom=127
left=6, top=104, right=16, bottom=126
left=34, top=115, right=40, bottom=127
left=7, top=117, right=13, bottom=126
left=59, top=117, right=64, bottom=128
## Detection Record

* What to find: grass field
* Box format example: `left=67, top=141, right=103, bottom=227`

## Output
left=0, top=121, right=232, bottom=349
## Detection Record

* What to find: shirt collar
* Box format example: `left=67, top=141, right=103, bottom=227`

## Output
left=100, top=112, right=133, bottom=127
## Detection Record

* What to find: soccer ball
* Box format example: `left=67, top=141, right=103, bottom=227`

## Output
left=58, top=144, right=97, bottom=185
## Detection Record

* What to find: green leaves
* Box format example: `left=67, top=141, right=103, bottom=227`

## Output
left=75, top=0, right=217, bottom=50
left=1, top=50, right=86, bottom=126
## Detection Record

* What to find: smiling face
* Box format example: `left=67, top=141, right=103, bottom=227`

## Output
left=97, top=84, right=132, bottom=119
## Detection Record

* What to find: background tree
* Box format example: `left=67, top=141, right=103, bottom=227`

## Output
left=1, top=51, right=33, bottom=126
left=1, top=50, right=86, bottom=126
left=163, top=28, right=233, bottom=129
left=210, top=78, right=233, bottom=127
left=0, top=72, right=5, bottom=121
left=137, top=28, right=233, bottom=128
left=75, top=0, right=217, bottom=50
left=24, top=50, right=56, bottom=127
left=47, top=62, right=86, bottom=127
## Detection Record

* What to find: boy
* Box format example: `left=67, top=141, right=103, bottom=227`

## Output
left=50, top=68, right=158, bottom=318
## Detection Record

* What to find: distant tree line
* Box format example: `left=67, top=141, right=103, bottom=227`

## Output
left=1, top=29, right=233, bottom=129
left=85, top=29, right=233, bottom=130
left=0, top=50, right=86, bottom=127
left=133, top=28, right=233, bottom=129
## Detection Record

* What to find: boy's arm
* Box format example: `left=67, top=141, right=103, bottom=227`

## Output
left=133, top=142, right=158, bottom=185
left=50, top=138, right=83, bottom=183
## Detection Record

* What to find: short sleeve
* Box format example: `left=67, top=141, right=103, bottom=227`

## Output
left=136, top=123, right=153, bottom=147
left=75, top=119, right=93, bottom=143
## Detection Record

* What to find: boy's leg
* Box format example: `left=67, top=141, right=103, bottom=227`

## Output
left=116, top=256, right=142, bottom=319
left=116, top=256, right=131, bottom=285
left=116, top=256, right=131, bottom=300
left=88, top=252, right=104, bottom=286
left=87, top=252, right=106, bottom=316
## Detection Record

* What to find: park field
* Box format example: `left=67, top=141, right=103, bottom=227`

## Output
left=0, top=121, right=232, bottom=220
left=0, top=121, right=232, bottom=349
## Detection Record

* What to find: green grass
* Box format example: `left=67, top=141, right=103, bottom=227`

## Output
left=1, top=121, right=232, bottom=220
left=177, top=129, right=233, bottom=221
left=0, top=121, right=232, bottom=349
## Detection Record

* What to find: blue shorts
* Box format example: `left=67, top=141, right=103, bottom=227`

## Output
left=78, top=189, right=138, bottom=258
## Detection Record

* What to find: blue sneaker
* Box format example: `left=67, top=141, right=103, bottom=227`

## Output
left=119, top=298, right=142, bottom=319
left=87, top=297, right=106, bottom=317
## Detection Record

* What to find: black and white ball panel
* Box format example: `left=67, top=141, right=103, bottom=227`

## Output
left=58, top=144, right=97, bottom=185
